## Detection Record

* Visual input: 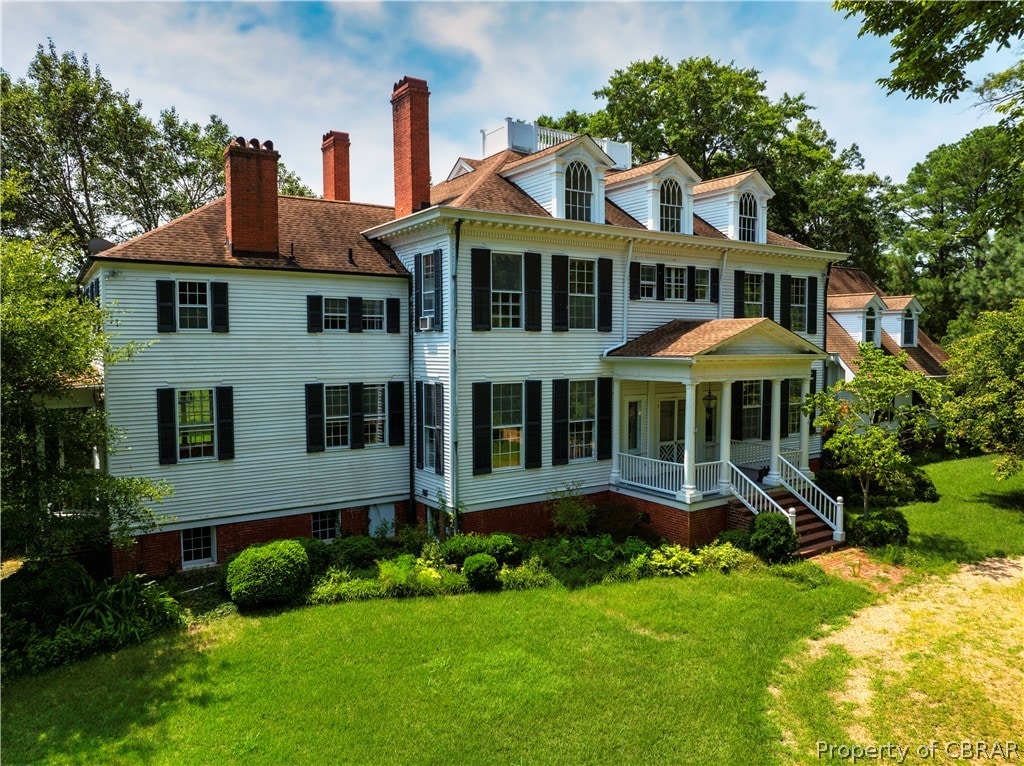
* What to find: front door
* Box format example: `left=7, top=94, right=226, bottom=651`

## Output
left=658, top=398, right=686, bottom=463
left=623, top=396, right=645, bottom=455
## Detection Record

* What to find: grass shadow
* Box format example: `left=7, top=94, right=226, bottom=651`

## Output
left=908, top=532, right=991, bottom=564
left=973, top=490, right=1024, bottom=514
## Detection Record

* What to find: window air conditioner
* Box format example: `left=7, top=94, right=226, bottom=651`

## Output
left=418, top=316, right=433, bottom=331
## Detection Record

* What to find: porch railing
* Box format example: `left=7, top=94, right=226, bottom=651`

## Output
left=727, top=462, right=796, bottom=529
left=777, top=455, right=845, bottom=541
left=695, top=460, right=722, bottom=493
left=730, top=440, right=770, bottom=468
left=618, top=454, right=723, bottom=496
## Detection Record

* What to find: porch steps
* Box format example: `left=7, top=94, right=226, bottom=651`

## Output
left=766, top=490, right=845, bottom=559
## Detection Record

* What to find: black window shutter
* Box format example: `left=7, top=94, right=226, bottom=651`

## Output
left=432, top=249, right=443, bottom=331
left=686, top=265, right=696, bottom=302
left=710, top=268, right=721, bottom=304
left=655, top=263, right=665, bottom=301
left=414, top=253, right=422, bottom=326
left=157, top=388, right=177, bottom=464
left=349, top=382, right=364, bottom=449
left=780, top=275, right=792, bottom=330
left=552, top=378, right=569, bottom=465
left=597, top=257, right=613, bottom=333
left=156, top=280, right=176, bottom=333
left=434, top=382, right=444, bottom=475
left=415, top=381, right=424, bottom=469
left=386, top=298, right=401, bottom=334
left=779, top=379, right=791, bottom=438
left=764, top=273, right=775, bottom=320
left=629, top=262, right=641, bottom=300
left=307, top=295, right=323, bottom=333
left=305, top=383, right=325, bottom=453
left=388, top=381, right=404, bottom=446
left=472, top=382, right=492, bottom=474
left=597, top=377, right=613, bottom=460
left=551, top=255, right=569, bottom=332
left=761, top=380, right=772, bottom=441
left=731, top=382, right=743, bottom=441
left=471, top=248, right=491, bottom=331
left=525, top=379, right=542, bottom=469
left=215, top=386, right=234, bottom=459
left=807, top=276, right=819, bottom=335
left=524, top=251, right=542, bottom=332
left=348, top=297, right=363, bottom=333
left=211, top=283, right=229, bottom=333
left=733, top=270, right=746, bottom=318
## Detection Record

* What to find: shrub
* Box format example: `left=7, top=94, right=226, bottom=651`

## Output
left=499, top=557, right=559, bottom=591
left=393, top=524, right=430, bottom=555
left=549, top=481, right=595, bottom=535
left=294, top=537, right=332, bottom=577
left=462, top=553, right=500, bottom=592
left=847, top=508, right=910, bottom=548
left=716, top=529, right=753, bottom=551
left=647, top=545, right=700, bottom=577
left=603, top=553, right=651, bottom=583
left=307, top=569, right=383, bottom=605
left=376, top=554, right=459, bottom=598
left=591, top=501, right=642, bottom=540
left=330, top=536, right=381, bottom=571
left=226, top=540, right=310, bottom=608
left=749, top=513, right=799, bottom=564
left=437, top=533, right=526, bottom=568
left=615, top=536, right=652, bottom=561
left=1, top=557, right=93, bottom=631
left=696, top=542, right=756, bottom=573
left=482, top=534, right=526, bottom=567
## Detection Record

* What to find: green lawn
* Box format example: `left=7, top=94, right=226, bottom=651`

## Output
left=2, top=570, right=869, bottom=765
left=895, top=454, right=1024, bottom=571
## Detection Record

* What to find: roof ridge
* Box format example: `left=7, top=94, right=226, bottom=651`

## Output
left=281, top=196, right=394, bottom=212
left=95, top=197, right=224, bottom=259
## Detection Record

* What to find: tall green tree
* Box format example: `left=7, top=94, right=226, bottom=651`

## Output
left=0, top=224, right=171, bottom=558
left=943, top=300, right=1024, bottom=479
left=539, top=56, right=892, bottom=280
left=946, top=229, right=1024, bottom=340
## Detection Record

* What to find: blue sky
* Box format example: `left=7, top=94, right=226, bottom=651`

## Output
left=2, top=2, right=1014, bottom=206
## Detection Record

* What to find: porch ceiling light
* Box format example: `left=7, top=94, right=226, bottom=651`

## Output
left=702, top=390, right=717, bottom=408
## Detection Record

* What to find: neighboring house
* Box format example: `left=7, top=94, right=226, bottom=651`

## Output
left=85, top=77, right=848, bottom=575
left=825, top=266, right=949, bottom=388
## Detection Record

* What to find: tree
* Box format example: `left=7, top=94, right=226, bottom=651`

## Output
left=942, top=300, right=1024, bottom=479
left=946, top=229, right=1024, bottom=340
left=539, top=56, right=892, bottom=281
left=0, top=203, right=170, bottom=558
left=834, top=1, right=1024, bottom=104
left=808, top=344, right=942, bottom=513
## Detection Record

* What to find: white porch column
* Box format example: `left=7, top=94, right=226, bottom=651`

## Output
left=677, top=381, right=703, bottom=503
left=610, top=378, right=622, bottom=486
left=764, top=378, right=783, bottom=487
left=799, top=377, right=812, bottom=476
left=719, top=381, right=732, bottom=495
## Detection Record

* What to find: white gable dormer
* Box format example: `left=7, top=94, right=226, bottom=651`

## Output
left=692, top=170, right=774, bottom=244
left=881, top=296, right=923, bottom=348
left=830, top=293, right=886, bottom=347
left=500, top=135, right=614, bottom=224
left=604, top=156, right=701, bottom=234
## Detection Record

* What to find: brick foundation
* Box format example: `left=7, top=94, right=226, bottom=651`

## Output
left=727, top=500, right=755, bottom=533
left=608, top=491, right=729, bottom=548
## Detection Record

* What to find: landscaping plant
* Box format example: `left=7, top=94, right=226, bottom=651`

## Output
left=226, top=540, right=310, bottom=608
left=749, top=513, right=799, bottom=563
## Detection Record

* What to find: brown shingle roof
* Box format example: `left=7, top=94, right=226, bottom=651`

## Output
left=605, top=157, right=674, bottom=186
left=92, top=197, right=406, bottom=277
left=609, top=318, right=768, bottom=357
left=693, top=214, right=727, bottom=239
left=829, top=293, right=879, bottom=310
left=693, top=169, right=758, bottom=195
left=767, top=230, right=811, bottom=249
left=882, top=295, right=915, bottom=311
left=827, top=316, right=948, bottom=377
left=826, top=315, right=865, bottom=372
left=431, top=150, right=551, bottom=217
left=498, top=136, right=582, bottom=172
left=829, top=266, right=880, bottom=295
left=605, top=198, right=645, bottom=229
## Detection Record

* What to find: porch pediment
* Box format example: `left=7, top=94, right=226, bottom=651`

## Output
left=608, top=318, right=824, bottom=359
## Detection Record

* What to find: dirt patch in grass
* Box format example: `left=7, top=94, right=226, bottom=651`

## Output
left=775, top=557, right=1024, bottom=764
left=814, top=548, right=910, bottom=593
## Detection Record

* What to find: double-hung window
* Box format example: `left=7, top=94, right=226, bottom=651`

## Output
left=362, top=384, right=386, bottom=445
left=569, top=259, right=596, bottom=329
left=739, top=192, right=757, bottom=242
left=306, top=382, right=403, bottom=453
left=491, top=383, right=523, bottom=469
left=423, top=384, right=438, bottom=471
left=865, top=308, right=877, bottom=345
left=157, top=280, right=229, bottom=333
left=182, top=526, right=215, bottom=567
left=902, top=310, right=916, bottom=346
left=789, top=278, right=807, bottom=332
left=568, top=380, right=596, bottom=461
left=639, top=264, right=657, bottom=299
left=491, top=253, right=522, bottom=329
left=666, top=266, right=687, bottom=300
left=693, top=268, right=710, bottom=301
left=660, top=179, right=683, bottom=233
left=787, top=379, right=803, bottom=435
left=741, top=381, right=762, bottom=440
left=743, top=273, right=763, bottom=318
left=177, top=282, right=209, bottom=329
left=362, top=299, right=385, bottom=331
left=325, top=386, right=350, bottom=448
left=565, top=161, right=593, bottom=222
left=421, top=253, right=435, bottom=318
left=177, top=389, right=215, bottom=459
left=324, top=298, right=348, bottom=330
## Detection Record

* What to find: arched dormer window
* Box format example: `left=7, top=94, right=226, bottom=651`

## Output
left=738, top=192, right=757, bottom=242
left=565, top=161, right=593, bottom=222
left=659, top=178, right=683, bottom=233
left=865, top=307, right=877, bottom=345
left=902, top=309, right=917, bottom=347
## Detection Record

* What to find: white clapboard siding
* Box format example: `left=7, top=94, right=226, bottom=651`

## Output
left=832, top=311, right=865, bottom=343
left=693, top=197, right=731, bottom=237
left=514, top=167, right=555, bottom=216
left=606, top=186, right=650, bottom=229
left=100, top=264, right=410, bottom=526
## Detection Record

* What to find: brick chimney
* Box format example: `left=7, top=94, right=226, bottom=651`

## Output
left=321, top=130, right=351, bottom=201
left=391, top=76, right=431, bottom=218
left=224, top=137, right=279, bottom=255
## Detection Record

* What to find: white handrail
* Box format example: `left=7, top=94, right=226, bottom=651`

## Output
left=619, top=453, right=685, bottom=495
left=694, top=461, right=722, bottom=493
left=727, top=463, right=796, bottom=529
left=777, top=455, right=845, bottom=541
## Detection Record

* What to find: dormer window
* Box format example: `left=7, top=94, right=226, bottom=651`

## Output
left=865, top=307, right=877, bottom=345
left=565, top=161, right=593, bottom=222
left=739, top=192, right=757, bottom=242
left=902, top=309, right=917, bottom=347
left=659, top=179, right=683, bottom=233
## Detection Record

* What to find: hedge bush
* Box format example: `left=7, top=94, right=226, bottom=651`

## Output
left=330, top=536, right=381, bottom=571
left=750, top=513, right=799, bottom=563
left=1, top=558, right=93, bottom=631
left=847, top=508, right=910, bottom=548
left=307, top=569, right=384, bottom=605
left=498, top=557, right=558, bottom=591
left=226, top=540, right=310, bottom=608
left=437, top=533, right=525, bottom=568
left=294, top=537, right=333, bottom=577
left=716, top=529, right=753, bottom=552
left=462, top=553, right=500, bottom=591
